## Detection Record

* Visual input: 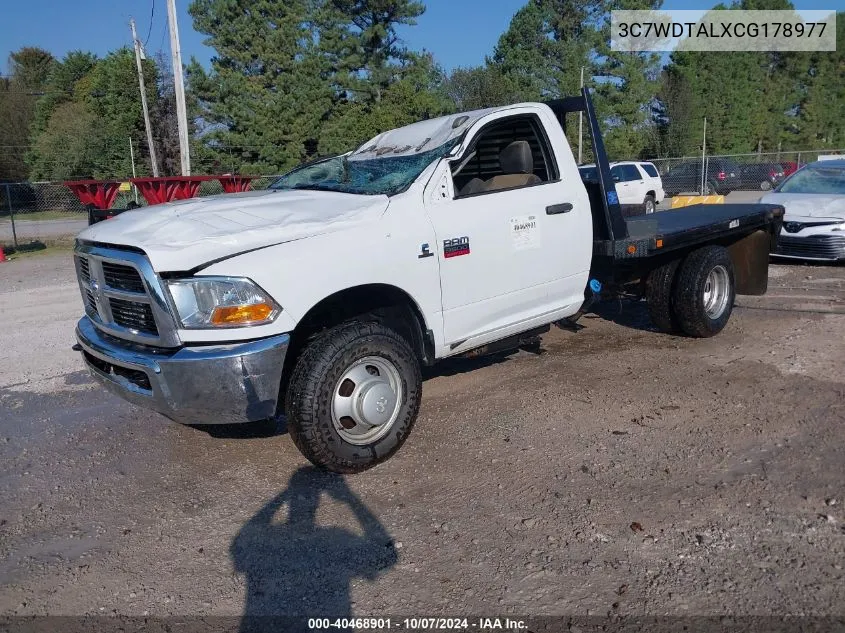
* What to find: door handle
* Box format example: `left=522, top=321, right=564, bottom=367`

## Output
left=546, top=203, right=573, bottom=215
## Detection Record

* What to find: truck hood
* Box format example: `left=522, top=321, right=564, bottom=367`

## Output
left=77, top=189, right=390, bottom=271
left=759, top=192, right=845, bottom=222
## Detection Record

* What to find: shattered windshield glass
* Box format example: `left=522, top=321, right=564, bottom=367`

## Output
left=270, top=139, right=460, bottom=197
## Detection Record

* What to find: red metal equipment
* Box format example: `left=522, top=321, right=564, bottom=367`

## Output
left=130, top=176, right=216, bottom=206
left=64, top=180, right=124, bottom=211
left=217, top=175, right=257, bottom=193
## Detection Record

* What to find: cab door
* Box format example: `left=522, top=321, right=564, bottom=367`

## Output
left=424, top=108, right=592, bottom=353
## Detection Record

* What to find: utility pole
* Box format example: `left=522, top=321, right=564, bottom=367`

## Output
left=700, top=117, right=707, bottom=195
left=578, top=66, right=585, bottom=165
left=130, top=18, right=160, bottom=177
left=129, top=138, right=139, bottom=204
left=166, top=0, right=191, bottom=175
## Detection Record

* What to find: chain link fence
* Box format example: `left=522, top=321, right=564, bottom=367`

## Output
left=643, top=149, right=845, bottom=197
left=0, top=176, right=282, bottom=247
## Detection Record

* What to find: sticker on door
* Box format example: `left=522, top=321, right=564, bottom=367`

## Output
left=510, top=215, right=540, bottom=251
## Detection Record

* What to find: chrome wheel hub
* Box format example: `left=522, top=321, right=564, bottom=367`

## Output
left=703, top=265, right=730, bottom=319
left=331, top=356, right=403, bottom=445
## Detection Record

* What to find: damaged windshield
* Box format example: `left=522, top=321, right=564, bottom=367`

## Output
left=270, top=139, right=460, bottom=197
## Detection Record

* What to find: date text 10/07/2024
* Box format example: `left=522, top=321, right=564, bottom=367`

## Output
left=307, top=618, right=528, bottom=631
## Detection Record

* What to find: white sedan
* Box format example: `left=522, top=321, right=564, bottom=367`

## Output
left=761, top=160, right=845, bottom=262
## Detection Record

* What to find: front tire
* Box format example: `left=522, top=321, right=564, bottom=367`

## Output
left=285, top=321, right=422, bottom=473
left=672, top=246, right=736, bottom=338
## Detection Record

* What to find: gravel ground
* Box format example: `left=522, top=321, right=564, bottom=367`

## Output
left=1, top=253, right=844, bottom=624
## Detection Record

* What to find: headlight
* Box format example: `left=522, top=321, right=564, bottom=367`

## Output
left=164, top=277, right=281, bottom=329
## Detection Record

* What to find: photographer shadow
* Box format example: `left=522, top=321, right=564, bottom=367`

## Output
left=231, top=466, right=397, bottom=633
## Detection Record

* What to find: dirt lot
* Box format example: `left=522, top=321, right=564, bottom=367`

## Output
left=1, top=252, right=844, bottom=625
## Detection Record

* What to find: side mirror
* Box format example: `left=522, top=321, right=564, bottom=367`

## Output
left=612, top=175, right=621, bottom=182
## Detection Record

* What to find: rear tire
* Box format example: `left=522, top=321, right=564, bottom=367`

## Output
left=672, top=246, right=736, bottom=338
left=645, top=259, right=681, bottom=334
left=285, top=320, right=421, bottom=474
left=760, top=181, right=772, bottom=191
left=644, top=194, right=656, bottom=215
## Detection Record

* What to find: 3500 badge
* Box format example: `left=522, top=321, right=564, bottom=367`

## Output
left=443, top=236, right=470, bottom=258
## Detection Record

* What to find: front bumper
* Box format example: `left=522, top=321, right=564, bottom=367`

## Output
left=75, top=316, right=289, bottom=425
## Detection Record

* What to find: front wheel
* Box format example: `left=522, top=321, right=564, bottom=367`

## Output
left=285, top=321, right=422, bottom=473
left=672, top=246, right=736, bottom=338
left=760, top=181, right=772, bottom=191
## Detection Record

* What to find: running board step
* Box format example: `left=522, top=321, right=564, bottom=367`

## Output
left=459, top=325, right=550, bottom=359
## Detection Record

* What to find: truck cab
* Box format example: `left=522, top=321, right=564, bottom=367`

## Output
left=73, top=90, right=784, bottom=473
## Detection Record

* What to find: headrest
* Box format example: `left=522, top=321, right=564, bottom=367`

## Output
left=500, top=140, right=534, bottom=175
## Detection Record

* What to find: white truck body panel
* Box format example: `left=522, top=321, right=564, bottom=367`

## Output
left=425, top=106, right=591, bottom=351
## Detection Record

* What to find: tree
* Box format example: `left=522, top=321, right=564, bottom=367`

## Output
left=29, top=102, right=101, bottom=180
left=790, top=13, right=845, bottom=148
left=27, top=49, right=159, bottom=180
left=188, top=0, right=448, bottom=172
left=0, top=47, right=54, bottom=180
left=444, top=65, right=522, bottom=111
left=188, top=0, right=338, bottom=172
left=8, top=47, right=55, bottom=91
left=330, top=0, right=426, bottom=104
left=491, top=0, right=603, bottom=102
left=318, top=52, right=452, bottom=155
left=652, top=0, right=842, bottom=157
left=593, top=0, right=663, bottom=159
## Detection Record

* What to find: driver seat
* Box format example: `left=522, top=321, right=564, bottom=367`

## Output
left=481, top=141, right=541, bottom=192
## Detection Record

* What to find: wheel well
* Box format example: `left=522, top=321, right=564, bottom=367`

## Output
left=645, top=190, right=656, bottom=199
left=277, top=284, right=433, bottom=413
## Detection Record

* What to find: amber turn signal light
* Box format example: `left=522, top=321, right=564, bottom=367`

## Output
left=210, top=303, right=274, bottom=326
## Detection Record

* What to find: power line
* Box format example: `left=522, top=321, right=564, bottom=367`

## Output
left=144, top=0, right=156, bottom=48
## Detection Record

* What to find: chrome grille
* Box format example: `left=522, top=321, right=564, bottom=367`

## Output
left=74, top=244, right=181, bottom=348
left=75, top=256, right=97, bottom=316
left=102, top=262, right=146, bottom=293
left=776, top=235, right=845, bottom=260
left=79, top=257, right=90, bottom=281
left=109, top=297, right=158, bottom=335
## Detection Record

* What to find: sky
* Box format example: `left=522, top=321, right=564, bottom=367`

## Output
left=1, top=0, right=843, bottom=75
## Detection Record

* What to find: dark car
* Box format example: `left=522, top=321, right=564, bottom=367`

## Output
left=663, top=159, right=740, bottom=196
left=737, top=162, right=784, bottom=191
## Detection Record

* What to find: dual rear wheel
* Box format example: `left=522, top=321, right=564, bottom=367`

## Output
left=646, top=245, right=736, bottom=338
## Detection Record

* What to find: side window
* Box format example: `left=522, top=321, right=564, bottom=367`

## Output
left=610, top=165, right=625, bottom=182
left=452, top=115, right=558, bottom=197
left=622, top=165, right=642, bottom=181
left=640, top=163, right=659, bottom=178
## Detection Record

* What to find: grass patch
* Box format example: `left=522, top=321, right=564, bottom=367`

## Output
left=2, top=239, right=75, bottom=260
left=5, top=210, right=87, bottom=222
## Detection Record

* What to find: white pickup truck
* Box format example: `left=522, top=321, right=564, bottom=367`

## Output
left=72, top=90, right=784, bottom=473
